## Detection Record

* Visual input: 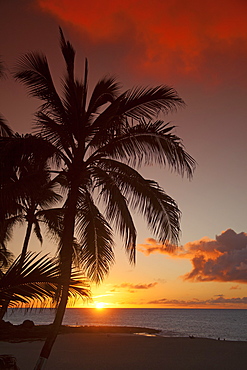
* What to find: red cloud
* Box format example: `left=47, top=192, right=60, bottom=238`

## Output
left=139, top=229, right=247, bottom=283
left=37, top=0, right=247, bottom=86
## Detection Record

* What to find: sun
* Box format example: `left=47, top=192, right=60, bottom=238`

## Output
left=95, top=302, right=106, bottom=309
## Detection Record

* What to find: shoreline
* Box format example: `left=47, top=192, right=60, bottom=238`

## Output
left=1, top=321, right=246, bottom=342
left=0, top=322, right=161, bottom=342
left=1, top=330, right=247, bottom=370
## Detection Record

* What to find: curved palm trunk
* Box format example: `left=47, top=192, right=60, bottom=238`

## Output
left=19, top=220, right=33, bottom=265
left=34, top=182, right=78, bottom=370
left=0, top=220, right=33, bottom=320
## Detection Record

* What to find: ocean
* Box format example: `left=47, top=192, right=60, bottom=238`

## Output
left=4, top=308, right=247, bottom=342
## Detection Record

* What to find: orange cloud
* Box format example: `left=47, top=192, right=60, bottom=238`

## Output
left=37, top=0, right=247, bottom=85
left=139, top=229, right=247, bottom=283
left=230, top=285, right=240, bottom=290
left=138, top=236, right=223, bottom=260
left=113, top=282, right=158, bottom=292
left=138, top=238, right=178, bottom=256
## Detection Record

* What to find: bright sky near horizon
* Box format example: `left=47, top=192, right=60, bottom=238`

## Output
left=1, top=0, right=247, bottom=309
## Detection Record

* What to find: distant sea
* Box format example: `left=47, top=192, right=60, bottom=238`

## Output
left=4, top=308, right=247, bottom=342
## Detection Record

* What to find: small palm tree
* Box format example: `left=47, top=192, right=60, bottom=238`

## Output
left=0, top=134, right=63, bottom=259
left=0, top=154, right=62, bottom=260
left=14, top=28, right=196, bottom=369
left=0, top=133, right=63, bottom=318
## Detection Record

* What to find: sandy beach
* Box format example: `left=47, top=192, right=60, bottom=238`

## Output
left=1, top=330, right=247, bottom=370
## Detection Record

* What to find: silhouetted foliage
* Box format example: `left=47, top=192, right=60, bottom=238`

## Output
left=0, top=252, right=91, bottom=308
left=13, top=28, right=196, bottom=368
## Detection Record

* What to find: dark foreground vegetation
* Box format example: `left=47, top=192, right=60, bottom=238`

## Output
left=0, top=319, right=160, bottom=342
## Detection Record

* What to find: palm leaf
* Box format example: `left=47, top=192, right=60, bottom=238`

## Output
left=36, top=208, right=64, bottom=242
left=33, top=220, right=43, bottom=244
left=92, top=166, right=137, bottom=263
left=59, top=27, right=75, bottom=80
left=91, top=85, right=184, bottom=136
left=0, top=115, right=13, bottom=137
left=98, top=158, right=181, bottom=244
left=93, top=120, right=196, bottom=178
left=0, top=215, right=24, bottom=249
left=0, top=253, right=91, bottom=308
left=35, top=112, right=73, bottom=165
left=86, top=77, right=121, bottom=118
left=75, top=191, right=115, bottom=284
left=0, top=247, right=14, bottom=275
left=14, top=52, right=65, bottom=119
left=119, top=85, right=185, bottom=118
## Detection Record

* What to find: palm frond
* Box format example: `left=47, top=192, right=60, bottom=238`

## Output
left=36, top=208, right=64, bottom=242
left=92, top=166, right=136, bottom=263
left=59, top=27, right=75, bottom=80
left=0, top=115, right=13, bottom=137
left=94, top=120, right=196, bottom=178
left=0, top=253, right=91, bottom=308
left=1, top=134, right=58, bottom=172
left=86, top=77, right=121, bottom=118
left=14, top=52, right=65, bottom=118
left=98, top=158, right=181, bottom=244
left=33, top=220, right=43, bottom=244
left=59, top=28, right=86, bottom=144
left=75, top=191, right=115, bottom=284
left=0, top=215, right=24, bottom=248
left=35, top=112, right=73, bottom=165
left=0, top=247, right=14, bottom=274
left=120, top=85, right=185, bottom=119
left=91, top=85, right=184, bottom=134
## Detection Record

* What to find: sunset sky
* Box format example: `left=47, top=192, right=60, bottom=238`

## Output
left=1, top=0, right=247, bottom=309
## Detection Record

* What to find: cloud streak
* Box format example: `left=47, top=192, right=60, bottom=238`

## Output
left=37, top=0, right=247, bottom=85
left=113, top=282, right=158, bottom=293
left=148, top=295, right=247, bottom=307
left=138, top=229, right=247, bottom=283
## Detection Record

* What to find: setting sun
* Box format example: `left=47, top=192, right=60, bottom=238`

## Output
left=95, top=302, right=106, bottom=309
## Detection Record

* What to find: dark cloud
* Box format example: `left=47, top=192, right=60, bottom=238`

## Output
left=148, top=295, right=247, bottom=307
left=139, top=229, right=247, bottom=283
left=183, top=229, right=247, bottom=283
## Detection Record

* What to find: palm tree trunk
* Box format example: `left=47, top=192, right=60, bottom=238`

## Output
left=34, top=182, right=78, bottom=370
left=0, top=221, right=33, bottom=320
left=19, top=220, right=33, bottom=265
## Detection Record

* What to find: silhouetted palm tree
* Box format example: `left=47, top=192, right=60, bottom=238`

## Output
left=15, top=29, right=196, bottom=369
left=0, top=147, right=62, bottom=261
left=0, top=134, right=63, bottom=259
left=0, top=133, right=58, bottom=219
left=0, top=133, right=64, bottom=318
